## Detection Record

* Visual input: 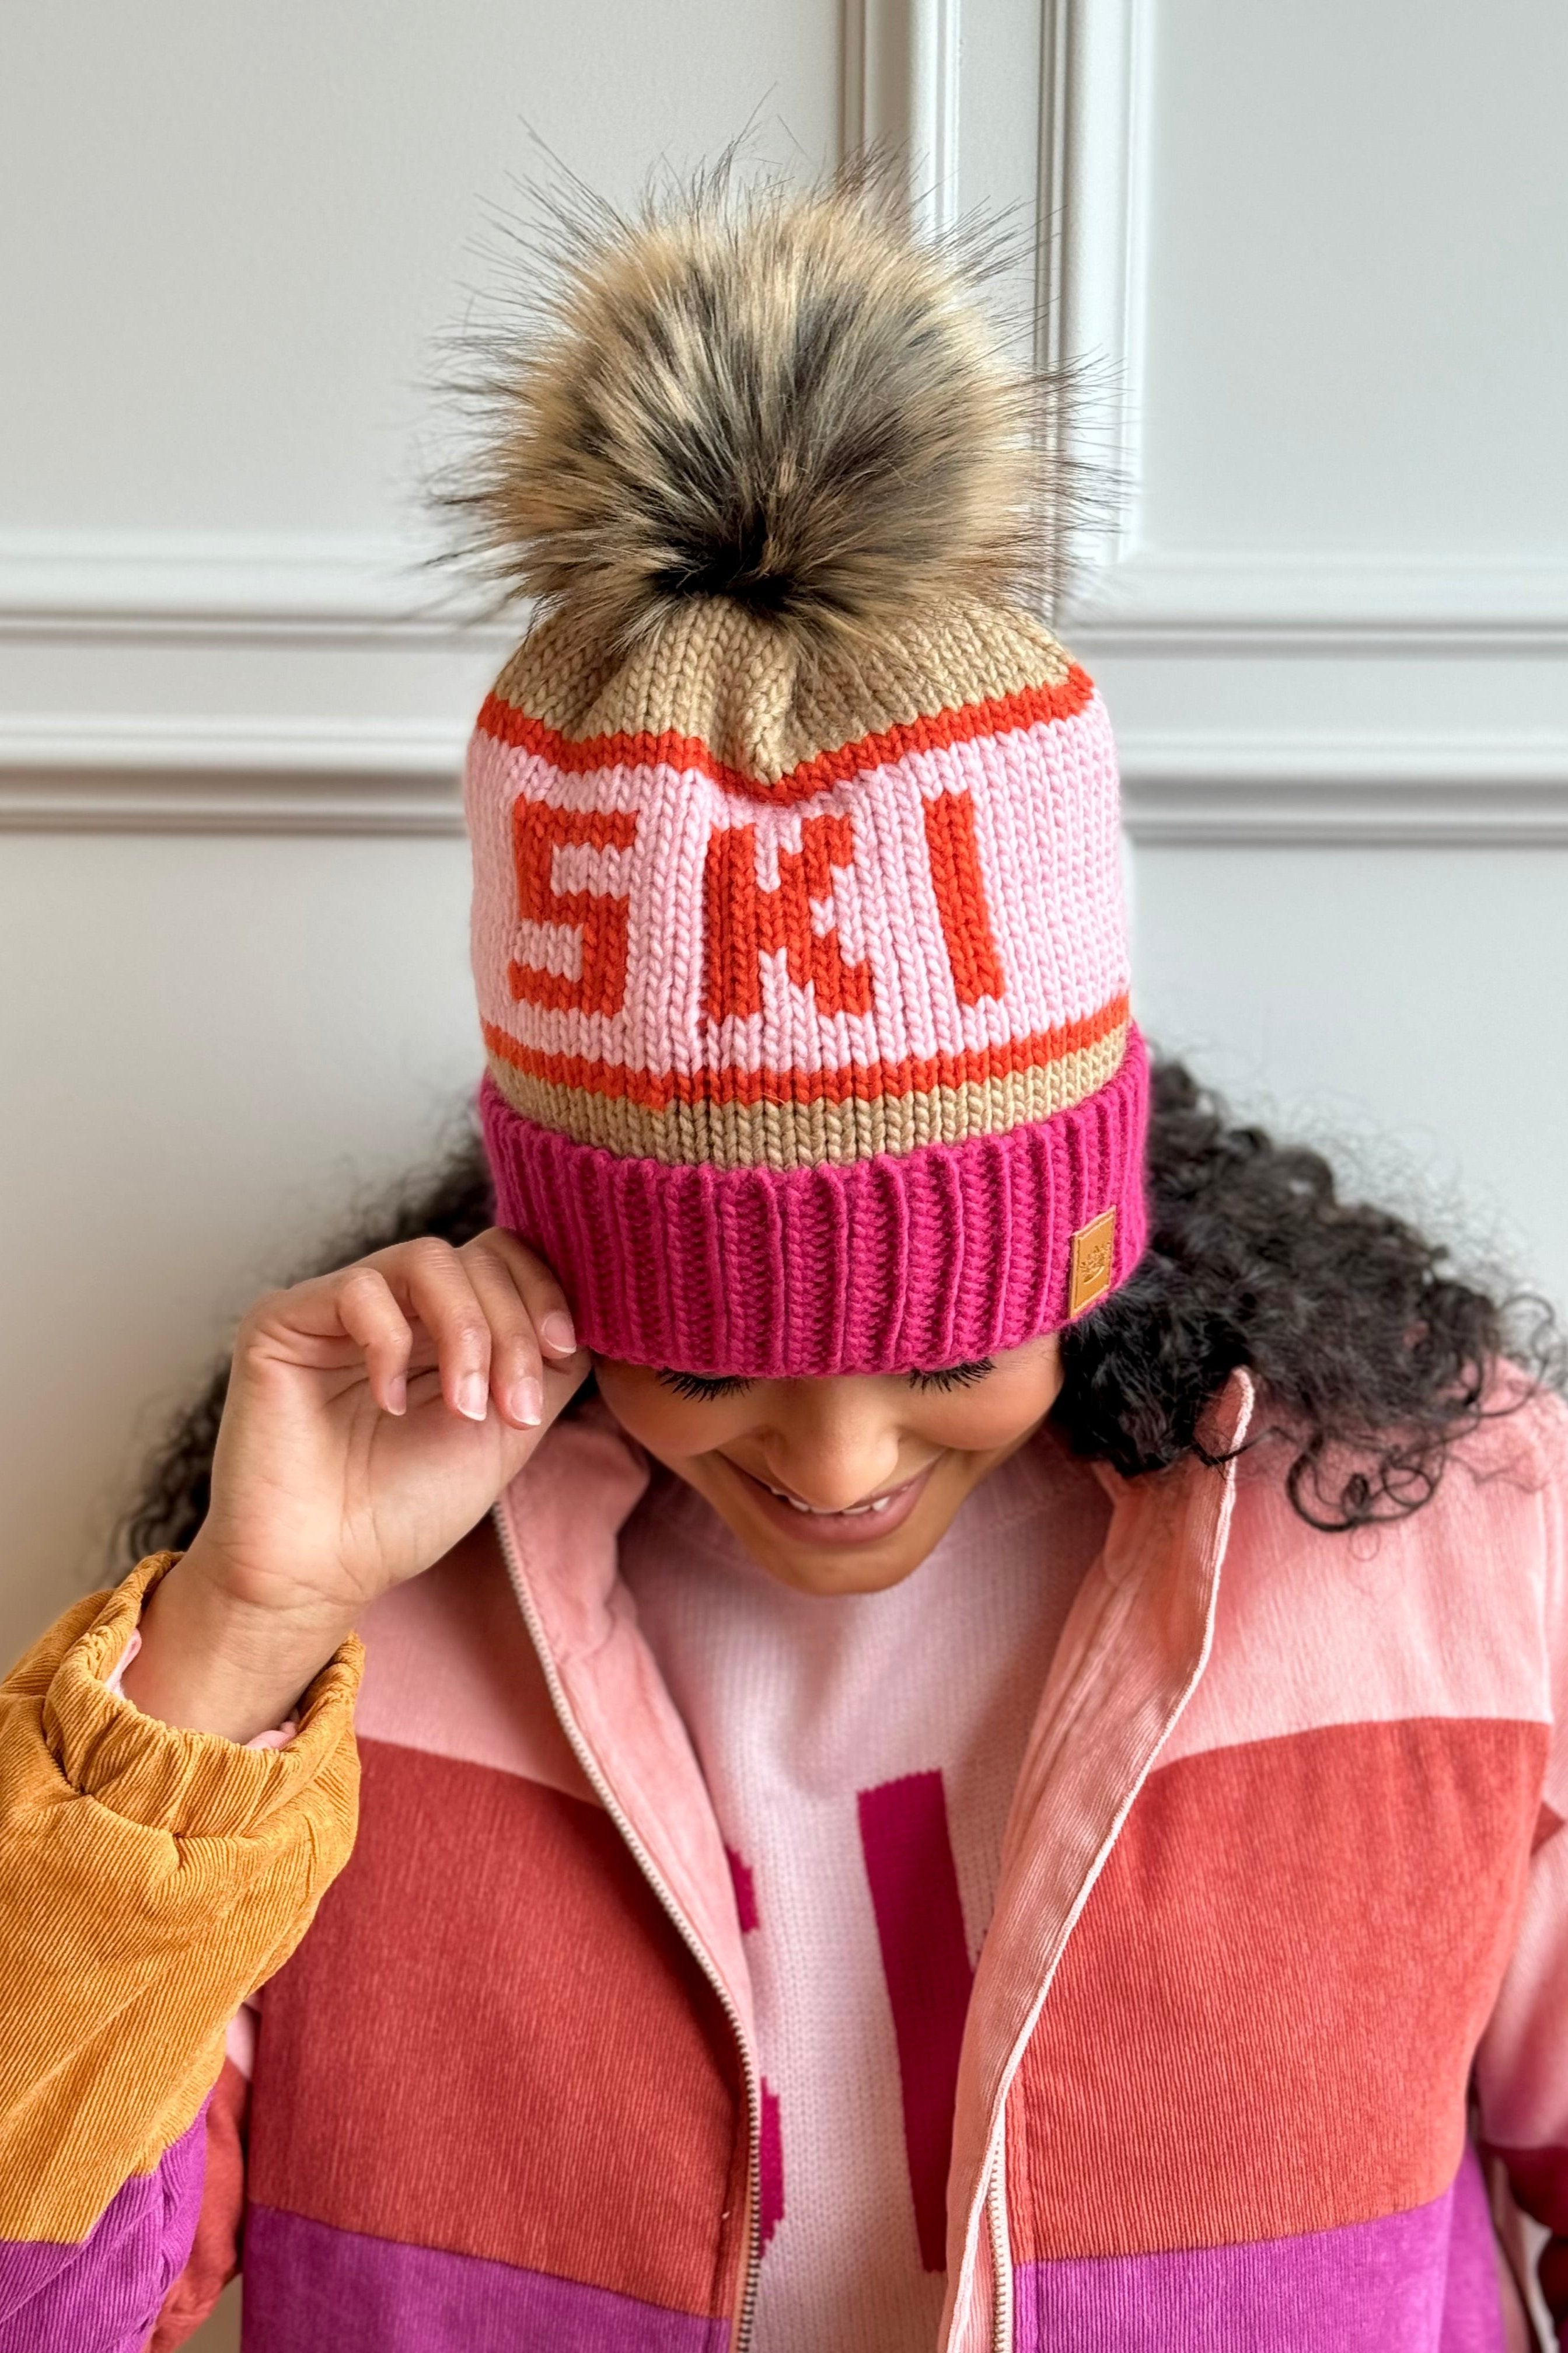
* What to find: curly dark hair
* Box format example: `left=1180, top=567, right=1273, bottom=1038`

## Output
left=117, top=1059, right=1561, bottom=1565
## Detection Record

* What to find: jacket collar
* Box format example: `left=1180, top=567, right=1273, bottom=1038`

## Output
left=941, top=1369, right=1253, bottom=2349
left=498, top=1372, right=1255, bottom=2349
left=495, top=1401, right=757, bottom=2041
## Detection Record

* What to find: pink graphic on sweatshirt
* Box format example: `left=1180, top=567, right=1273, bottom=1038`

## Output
left=857, top=1771, right=975, bottom=2271
left=758, top=2079, right=785, bottom=2252
left=726, top=1846, right=783, bottom=2251
left=727, top=1845, right=760, bottom=1935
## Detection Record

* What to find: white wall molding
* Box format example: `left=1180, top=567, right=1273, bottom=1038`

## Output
left=0, top=530, right=507, bottom=643
left=4, top=710, right=1562, bottom=841
left=1119, top=736, right=1568, bottom=844
left=0, top=529, right=497, bottom=830
left=1037, top=6, right=1568, bottom=652
left=0, top=715, right=465, bottom=832
left=4, top=9, right=1562, bottom=843
left=1036, top=0, right=1151, bottom=577
left=840, top=0, right=961, bottom=236
left=1067, top=550, right=1568, bottom=655
left=16, top=530, right=1562, bottom=663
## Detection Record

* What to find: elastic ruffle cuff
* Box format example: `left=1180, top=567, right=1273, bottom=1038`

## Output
left=40, top=1553, right=363, bottom=1840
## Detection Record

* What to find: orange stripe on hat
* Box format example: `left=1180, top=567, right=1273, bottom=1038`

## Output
left=476, top=666, right=1098, bottom=806
left=482, top=994, right=1129, bottom=1116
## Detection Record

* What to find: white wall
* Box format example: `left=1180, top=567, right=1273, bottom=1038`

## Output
left=1055, top=0, right=1568, bottom=1314
left=1, top=9, right=840, bottom=2348
left=2, top=5, right=1564, bottom=2346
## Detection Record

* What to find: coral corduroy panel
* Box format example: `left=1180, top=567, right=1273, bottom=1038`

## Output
left=148, top=2059, right=248, bottom=2349
left=1007, top=1717, right=1546, bottom=2261
left=247, top=1739, right=747, bottom=2319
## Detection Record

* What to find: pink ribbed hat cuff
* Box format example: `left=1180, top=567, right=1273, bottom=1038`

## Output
left=481, top=1029, right=1148, bottom=1377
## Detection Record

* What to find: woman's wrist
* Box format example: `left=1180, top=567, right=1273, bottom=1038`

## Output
left=117, top=1545, right=355, bottom=1746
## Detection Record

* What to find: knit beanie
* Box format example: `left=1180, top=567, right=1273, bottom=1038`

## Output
left=459, top=172, right=1146, bottom=1377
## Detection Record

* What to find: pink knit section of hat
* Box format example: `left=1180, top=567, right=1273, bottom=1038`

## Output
left=481, top=1027, right=1148, bottom=1376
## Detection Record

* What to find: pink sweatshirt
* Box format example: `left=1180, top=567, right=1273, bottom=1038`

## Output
left=621, top=1436, right=1109, bottom=2349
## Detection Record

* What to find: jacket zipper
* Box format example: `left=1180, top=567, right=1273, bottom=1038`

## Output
left=986, top=2136, right=1012, bottom=2353
left=491, top=1503, right=764, bottom=2352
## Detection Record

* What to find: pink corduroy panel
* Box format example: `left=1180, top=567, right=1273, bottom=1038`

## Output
left=481, top=1028, right=1148, bottom=1376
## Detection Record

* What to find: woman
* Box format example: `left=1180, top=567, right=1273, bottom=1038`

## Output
left=2, top=167, right=1563, bottom=2353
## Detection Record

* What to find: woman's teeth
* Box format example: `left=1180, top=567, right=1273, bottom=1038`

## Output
left=764, top=1483, right=894, bottom=1517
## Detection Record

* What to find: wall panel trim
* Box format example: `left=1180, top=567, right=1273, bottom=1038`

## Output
left=0, top=713, right=465, bottom=832
left=1038, top=6, right=1568, bottom=652
left=0, top=530, right=496, bottom=643
left=1068, top=551, right=1568, bottom=655
left=4, top=13, right=1561, bottom=848
left=1119, top=738, right=1568, bottom=844
left=5, top=713, right=1562, bottom=841
left=1036, top=0, right=1151, bottom=573
left=841, top=0, right=961, bottom=234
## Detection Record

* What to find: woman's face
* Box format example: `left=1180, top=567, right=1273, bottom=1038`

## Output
left=593, top=1338, right=1066, bottom=1595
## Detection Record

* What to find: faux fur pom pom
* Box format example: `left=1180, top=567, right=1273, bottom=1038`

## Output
left=442, top=163, right=1054, bottom=653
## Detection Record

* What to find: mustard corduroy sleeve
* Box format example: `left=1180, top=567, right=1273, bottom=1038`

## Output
left=0, top=1552, right=362, bottom=2242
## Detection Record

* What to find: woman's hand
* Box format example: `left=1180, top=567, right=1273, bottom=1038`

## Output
left=120, top=1230, right=589, bottom=1743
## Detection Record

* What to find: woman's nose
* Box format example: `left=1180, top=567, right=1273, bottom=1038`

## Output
left=760, top=1420, right=905, bottom=1513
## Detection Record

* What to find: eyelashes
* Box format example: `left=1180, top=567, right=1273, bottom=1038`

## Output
left=656, top=1370, right=753, bottom=1402
left=907, top=1358, right=996, bottom=1392
left=655, top=1358, right=996, bottom=1402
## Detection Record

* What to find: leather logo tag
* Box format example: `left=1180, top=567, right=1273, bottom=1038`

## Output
left=1067, top=1208, right=1117, bottom=1318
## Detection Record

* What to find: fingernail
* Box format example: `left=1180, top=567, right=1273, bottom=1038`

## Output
left=456, top=1373, right=488, bottom=1422
left=512, top=1377, right=543, bottom=1427
left=539, top=1311, right=577, bottom=1356
left=387, top=1375, right=407, bottom=1416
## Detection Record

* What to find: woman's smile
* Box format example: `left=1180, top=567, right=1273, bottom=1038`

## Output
left=722, top=1457, right=935, bottom=1547
left=592, top=1339, right=1068, bottom=1593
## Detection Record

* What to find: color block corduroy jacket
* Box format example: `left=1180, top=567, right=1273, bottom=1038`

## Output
left=3, top=1373, right=1567, bottom=2352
